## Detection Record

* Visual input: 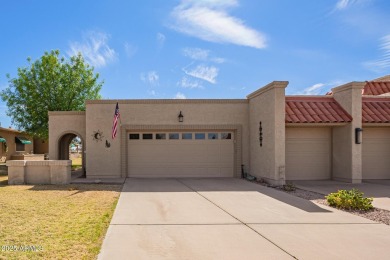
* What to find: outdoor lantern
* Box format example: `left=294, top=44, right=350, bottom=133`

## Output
left=178, top=111, right=184, bottom=122
left=355, top=128, right=363, bottom=144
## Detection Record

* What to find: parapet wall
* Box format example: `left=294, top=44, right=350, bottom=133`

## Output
left=6, top=160, right=71, bottom=185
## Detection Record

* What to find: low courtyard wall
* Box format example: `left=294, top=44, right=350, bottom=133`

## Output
left=10, top=154, right=45, bottom=161
left=6, top=160, right=71, bottom=185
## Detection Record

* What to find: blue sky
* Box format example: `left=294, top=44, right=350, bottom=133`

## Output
left=0, top=0, right=390, bottom=128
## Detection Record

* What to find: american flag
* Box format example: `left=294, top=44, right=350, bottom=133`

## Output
left=112, top=102, right=120, bottom=139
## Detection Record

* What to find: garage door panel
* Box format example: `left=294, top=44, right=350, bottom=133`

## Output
left=286, top=128, right=331, bottom=180
left=129, top=167, right=231, bottom=178
left=128, top=132, right=234, bottom=178
left=287, top=139, right=330, bottom=153
left=363, top=128, right=390, bottom=179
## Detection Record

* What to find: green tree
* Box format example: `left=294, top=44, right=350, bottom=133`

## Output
left=1, top=50, right=103, bottom=139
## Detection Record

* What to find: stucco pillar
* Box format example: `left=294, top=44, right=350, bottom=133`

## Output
left=6, top=160, right=26, bottom=185
left=332, top=82, right=365, bottom=183
left=247, top=81, right=288, bottom=185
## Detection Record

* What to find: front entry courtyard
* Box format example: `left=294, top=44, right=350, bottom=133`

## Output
left=99, top=178, right=390, bottom=259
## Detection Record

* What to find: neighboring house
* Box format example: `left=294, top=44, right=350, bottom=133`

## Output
left=0, top=127, right=34, bottom=161
left=48, top=76, right=390, bottom=184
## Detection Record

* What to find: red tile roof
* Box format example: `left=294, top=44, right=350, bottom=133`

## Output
left=285, top=96, right=352, bottom=123
left=326, top=81, right=390, bottom=96
left=362, top=97, right=390, bottom=123
left=363, top=81, right=390, bottom=95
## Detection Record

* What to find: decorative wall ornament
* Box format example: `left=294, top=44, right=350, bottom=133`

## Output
left=259, top=121, right=263, bottom=147
left=92, top=130, right=104, bottom=142
left=105, top=140, right=111, bottom=148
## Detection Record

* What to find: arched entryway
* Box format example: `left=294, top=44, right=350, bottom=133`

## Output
left=58, top=132, right=85, bottom=176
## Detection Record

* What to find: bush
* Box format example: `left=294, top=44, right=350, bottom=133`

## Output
left=283, top=182, right=296, bottom=192
left=325, top=189, right=373, bottom=211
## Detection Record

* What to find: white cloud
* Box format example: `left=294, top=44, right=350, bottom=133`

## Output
left=183, top=64, right=219, bottom=84
left=363, top=35, right=390, bottom=71
left=141, top=71, right=159, bottom=85
left=177, top=76, right=203, bottom=89
left=301, top=83, right=326, bottom=95
left=292, top=80, right=346, bottom=95
left=157, top=33, right=166, bottom=48
left=183, top=47, right=209, bottom=60
left=182, top=47, right=225, bottom=63
left=174, top=92, right=187, bottom=99
left=124, top=42, right=137, bottom=58
left=211, top=57, right=226, bottom=63
left=335, top=0, right=353, bottom=10
left=68, top=31, right=117, bottom=68
left=169, top=0, right=266, bottom=49
left=334, top=0, right=371, bottom=10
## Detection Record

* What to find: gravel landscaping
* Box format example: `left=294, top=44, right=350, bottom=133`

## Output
left=250, top=179, right=390, bottom=226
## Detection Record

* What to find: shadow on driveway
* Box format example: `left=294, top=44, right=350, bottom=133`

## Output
left=124, top=178, right=331, bottom=213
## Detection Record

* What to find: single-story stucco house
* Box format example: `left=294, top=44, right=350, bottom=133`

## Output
left=48, top=75, right=390, bottom=185
left=0, top=127, right=35, bottom=162
left=0, top=127, right=49, bottom=162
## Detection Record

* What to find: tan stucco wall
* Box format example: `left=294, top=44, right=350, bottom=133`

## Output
left=85, top=100, right=249, bottom=178
left=33, top=138, right=49, bottom=154
left=48, top=111, right=86, bottom=162
left=0, top=129, right=33, bottom=160
left=332, top=82, right=365, bottom=183
left=7, top=160, right=71, bottom=185
left=247, top=81, right=288, bottom=185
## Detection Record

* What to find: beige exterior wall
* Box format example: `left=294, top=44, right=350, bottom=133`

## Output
left=85, top=100, right=249, bottom=178
left=247, top=81, right=288, bottom=185
left=332, top=82, right=365, bottom=183
left=33, top=138, right=49, bottom=154
left=48, top=111, right=86, bottom=161
left=0, top=128, right=34, bottom=161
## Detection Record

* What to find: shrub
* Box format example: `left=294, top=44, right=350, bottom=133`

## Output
left=283, top=182, right=296, bottom=192
left=325, top=189, right=373, bottom=211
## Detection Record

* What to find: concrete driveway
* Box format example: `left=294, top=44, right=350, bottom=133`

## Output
left=99, top=178, right=390, bottom=260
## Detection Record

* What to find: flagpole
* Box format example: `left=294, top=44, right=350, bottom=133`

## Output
left=117, top=100, right=122, bottom=126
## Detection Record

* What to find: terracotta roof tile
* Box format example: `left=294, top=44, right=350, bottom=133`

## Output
left=362, top=97, right=390, bottom=123
left=285, top=96, right=352, bottom=124
left=363, top=81, right=390, bottom=95
left=327, top=80, right=390, bottom=96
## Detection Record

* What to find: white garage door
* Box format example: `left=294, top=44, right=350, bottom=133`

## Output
left=363, top=128, right=390, bottom=179
left=128, top=132, right=234, bottom=177
left=286, top=128, right=331, bottom=180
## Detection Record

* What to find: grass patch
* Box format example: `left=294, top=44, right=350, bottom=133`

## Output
left=71, top=156, right=82, bottom=171
left=0, top=175, right=121, bottom=259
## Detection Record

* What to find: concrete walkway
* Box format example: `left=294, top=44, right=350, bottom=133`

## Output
left=99, top=178, right=390, bottom=260
left=293, top=180, right=390, bottom=211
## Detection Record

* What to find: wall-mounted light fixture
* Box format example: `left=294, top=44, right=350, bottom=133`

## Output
left=178, top=111, right=184, bottom=123
left=259, top=121, right=263, bottom=147
left=355, top=128, right=363, bottom=144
